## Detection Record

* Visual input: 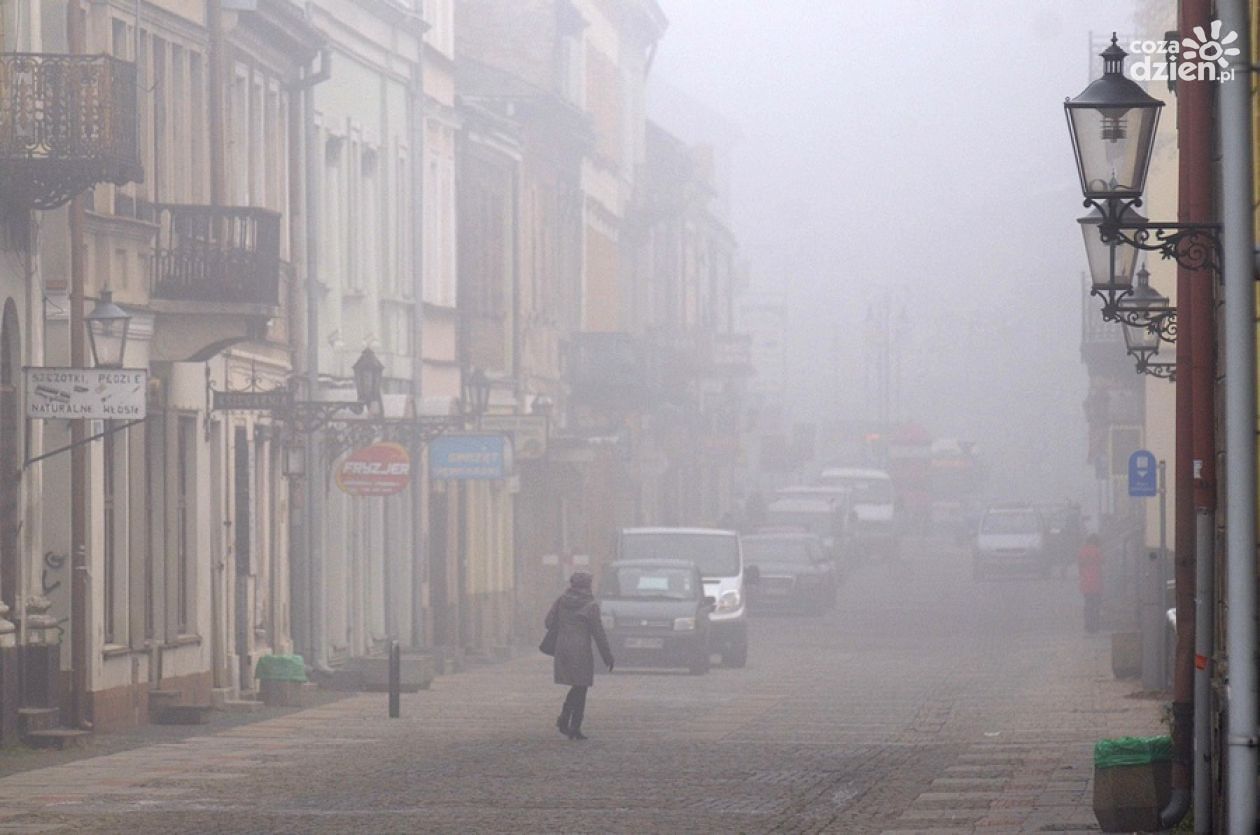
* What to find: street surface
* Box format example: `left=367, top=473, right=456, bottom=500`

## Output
left=0, top=536, right=1161, bottom=833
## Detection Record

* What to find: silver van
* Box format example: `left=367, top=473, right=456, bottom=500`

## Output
left=618, top=527, right=753, bottom=667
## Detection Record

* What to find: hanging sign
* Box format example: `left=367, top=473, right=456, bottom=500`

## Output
left=25, top=367, right=148, bottom=420
left=1128, top=449, right=1158, bottom=498
left=336, top=442, right=412, bottom=496
left=429, top=434, right=511, bottom=480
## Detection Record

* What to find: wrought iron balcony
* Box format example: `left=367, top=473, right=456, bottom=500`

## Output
left=0, top=53, right=142, bottom=210
left=152, top=205, right=282, bottom=306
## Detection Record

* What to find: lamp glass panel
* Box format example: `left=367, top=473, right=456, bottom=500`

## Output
left=1067, top=104, right=1160, bottom=199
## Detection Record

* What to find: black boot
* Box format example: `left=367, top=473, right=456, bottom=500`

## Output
left=567, top=700, right=587, bottom=740
left=556, top=705, right=572, bottom=737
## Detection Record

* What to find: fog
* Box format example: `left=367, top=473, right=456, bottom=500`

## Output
left=651, top=0, right=1140, bottom=505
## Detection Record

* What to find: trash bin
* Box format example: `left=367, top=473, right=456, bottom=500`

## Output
left=1093, top=735, right=1173, bottom=832
left=254, top=654, right=308, bottom=707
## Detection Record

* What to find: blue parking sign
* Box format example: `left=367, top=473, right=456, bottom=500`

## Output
left=1128, top=450, right=1157, bottom=497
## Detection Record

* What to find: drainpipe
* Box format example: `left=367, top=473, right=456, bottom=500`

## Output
left=285, top=44, right=328, bottom=665
left=1159, top=1, right=1214, bottom=830
left=1219, top=1, right=1258, bottom=830
left=409, top=40, right=427, bottom=649
left=292, top=36, right=331, bottom=670
left=66, top=0, right=90, bottom=732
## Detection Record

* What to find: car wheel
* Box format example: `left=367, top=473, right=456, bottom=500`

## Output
left=722, top=639, right=748, bottom=668
left=689, top=650, right=710, bottom=676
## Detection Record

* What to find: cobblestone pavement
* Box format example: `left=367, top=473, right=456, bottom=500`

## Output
left=0, top=537, right=1162, bottom=833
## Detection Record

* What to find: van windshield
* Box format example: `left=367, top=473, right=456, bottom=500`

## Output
left=602, top=567, right=697, bottom=600
left=821, top=476, right=893, bottom=504
left=982, top=511, right=1040, bottom=535
left=620, top=533, right=740, bottom=577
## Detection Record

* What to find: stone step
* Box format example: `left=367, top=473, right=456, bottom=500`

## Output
left=17, top=707, right=59, bottom=734
left=218, top=699, right=263, bottom=713
left=150, top=703, right=213, bottom=725
left=148, top=689, right=183, bottom=705
left=23, top=728, right=93, bottom=750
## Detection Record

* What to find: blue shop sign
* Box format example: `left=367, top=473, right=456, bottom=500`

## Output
left=1128, top=449, right=1157, bottom=498
left=429, top=434, right=512, bottom=480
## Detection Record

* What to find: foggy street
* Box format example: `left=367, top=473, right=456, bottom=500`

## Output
left=0, top=536, right=1158, bottom=834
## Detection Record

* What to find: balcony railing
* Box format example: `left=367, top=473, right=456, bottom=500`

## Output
left=152, top=205, right=282, bottom=306
left=0, top=53, right=142, bottom=210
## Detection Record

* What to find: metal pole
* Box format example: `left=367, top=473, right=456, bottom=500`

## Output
left=1144, top=467, right=1167, bottom=691
left=1193, top=462, right=1215, bottom=832
left=1219, top=1, right=1257, bottom=829
left=1159, top=459, right=1168, bottom=686
left=66, top=0, right=89, bottom=733
left=388, top=639, right=400, bottom=718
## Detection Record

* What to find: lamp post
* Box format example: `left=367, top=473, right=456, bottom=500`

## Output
left=70, top=289, right=131, bottom=730
left=84, top=290, right=132, bottom=369
left=461, top=367, right=491, bottom=424
left=352, top=347, right=384, bottom=414
left=1065, top=35, right=1163, bottom=201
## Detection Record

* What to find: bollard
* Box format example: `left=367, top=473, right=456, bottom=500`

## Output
left=388, top=639, right=401, bottom=719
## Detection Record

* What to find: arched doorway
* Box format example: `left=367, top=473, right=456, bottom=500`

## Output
left=0, top=299, right=20, bottom=614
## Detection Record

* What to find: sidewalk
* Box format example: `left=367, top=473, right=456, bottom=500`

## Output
left=884, top=638, right=1168, bottom=833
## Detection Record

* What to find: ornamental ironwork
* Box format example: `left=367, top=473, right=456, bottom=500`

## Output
left=1135, top=357, right=1176, bottom=381
left=0, top=53, right=142, bottom=210
left=1085, top=197, right=1221, bottom=274
left=153, top=205, right=282, bottom=305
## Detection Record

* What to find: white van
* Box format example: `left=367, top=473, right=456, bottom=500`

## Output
left=618, top=528, right=752, bottom=667
left=817, top=468, right=898, bottom=558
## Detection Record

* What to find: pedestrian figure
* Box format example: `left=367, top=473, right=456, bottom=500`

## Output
left=545, top=571, right=614, bottom=740
left=1078, top=534, right=1104, bottom=633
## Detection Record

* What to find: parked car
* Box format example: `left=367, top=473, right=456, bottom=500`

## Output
left=972, top=504, right=1049, bottom=579
left=817, top=468, right=898, bottom=559
left=618, top=527, right=753, bottom=667
left=770, top=486, right=853, bottom=560
left=598, top=559, right=713, bottom=675
left=742, top=531, right=838, bottom=615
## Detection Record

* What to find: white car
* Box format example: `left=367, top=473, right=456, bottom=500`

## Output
left=972, top=505, right=1049, bottom=579
left=817, top=468, right=898, bottom=558
left=618, top=527, right=752, bottom=667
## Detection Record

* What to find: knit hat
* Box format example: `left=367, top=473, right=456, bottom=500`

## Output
left=569, top=571, right=593, bottom=590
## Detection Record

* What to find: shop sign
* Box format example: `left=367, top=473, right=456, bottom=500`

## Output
left=26, top=367, right=147, bottom=420
left=336, top=442, right=412, bottom=496
left=429, top=434, right=511, bottom=480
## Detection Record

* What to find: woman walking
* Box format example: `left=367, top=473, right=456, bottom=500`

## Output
left=545, top=572, right=614, bottom=740
left=1077, top=534, right=1104, bottom=633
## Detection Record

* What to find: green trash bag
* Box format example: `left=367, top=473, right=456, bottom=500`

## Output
left=254, top=654, right=308, bottom=683
left=1094, top=735, right=1173, bottom=769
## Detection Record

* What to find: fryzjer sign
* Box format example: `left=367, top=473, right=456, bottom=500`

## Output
left=26, top=368, right=147, bottom=420
left=336, top=442, right=412, bottom=496
left=429, top=434, right=511, bottom=480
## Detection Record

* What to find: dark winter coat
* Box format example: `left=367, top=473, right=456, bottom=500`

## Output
left=545, top=588, right=614, bottom=687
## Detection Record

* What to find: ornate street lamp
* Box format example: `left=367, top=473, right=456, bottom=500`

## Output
left=352, top=347, right=385, bottom=412
left=84, top=289, right=132, bottom=369
left=1080, top=202, right=1144, bottom=293
left=1123, top=314, right=1175, bottom=381
left=1065, top=35, right=1163, bottom=201
left=462, top=367, right=491, bottom=419
left=1067, top=35, right=1219, bottom=278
